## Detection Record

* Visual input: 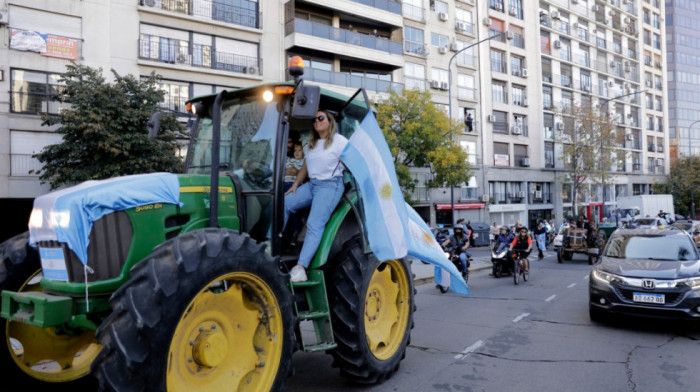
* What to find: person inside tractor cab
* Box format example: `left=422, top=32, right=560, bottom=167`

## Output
left=284, top=110, right=348, bottom=282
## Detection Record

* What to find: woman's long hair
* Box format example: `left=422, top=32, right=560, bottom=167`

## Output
left=309, top=110, right=337, bottom=150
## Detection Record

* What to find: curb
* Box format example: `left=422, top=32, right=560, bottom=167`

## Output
left=412, top=263, right=492, bottom=286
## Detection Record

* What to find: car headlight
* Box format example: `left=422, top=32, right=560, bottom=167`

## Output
left=684, top=277, right=700, bottom=288
left=592, top=270, right=621, bottom=284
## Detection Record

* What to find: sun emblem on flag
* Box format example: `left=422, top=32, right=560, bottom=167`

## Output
left=422, top=231, right=433, bottom=244
left=380, top=183, right=392, bottom=199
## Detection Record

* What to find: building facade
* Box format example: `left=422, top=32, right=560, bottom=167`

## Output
left=0, top=0, right=670, bottom=241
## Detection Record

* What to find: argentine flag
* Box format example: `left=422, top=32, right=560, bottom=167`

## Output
left=340, top=112, right=469, bottom=296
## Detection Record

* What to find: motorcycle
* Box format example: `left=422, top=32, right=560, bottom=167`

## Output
left=436, top=244, right=471, bottom=293
left=491, top=244, right=515, bottom=278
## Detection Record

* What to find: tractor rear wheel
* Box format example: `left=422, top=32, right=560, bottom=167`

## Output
left=1, top=232, right=99, bottom=390
left=325, top=238, right=415, bottom=384
left=92, top=229, right=294, bottom=392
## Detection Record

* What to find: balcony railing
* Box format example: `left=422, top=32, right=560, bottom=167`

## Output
left=529, top=192, right=552, bottom=204
left=511, top=34, right=524, bottom=49
left=404, top=41, right=429, bottom=56
left=404, top=76, right=426, bottom=91
left=411, top=186, right=428, bottom=201
left=159, top=96, right=189, bottom=114
left=138, top=38, right=260, bottom=74
left=287, top=19, right=402, bottom=55
left=140, top=0, right=259, bottom=29
left=402, top=3, right=424, bottom=21
left=455, top=19, right=475, bottom=35
left=289, top=68, right=403, bottom=94
left=350, top=0, right=401, bottom=14
left=458, top=87, right=477, bottom=101
left=491, top=59, right=506, bottom=73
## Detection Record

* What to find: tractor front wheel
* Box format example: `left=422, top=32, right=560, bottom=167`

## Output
left=325, top=238, right=415, bottom=384
left=0, top=232, right=99, bottom=390
left=92, top=229, right=294, bottom=392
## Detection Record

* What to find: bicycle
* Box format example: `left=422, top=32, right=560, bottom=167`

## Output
left=512, top=250, right=529, bottom=285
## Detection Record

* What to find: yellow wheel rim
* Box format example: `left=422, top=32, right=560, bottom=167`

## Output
left=167, top=272, right=284, bottom=392
left=6, top=271, right=102, bottom=382
left=364, top=259, right=410, bottom=361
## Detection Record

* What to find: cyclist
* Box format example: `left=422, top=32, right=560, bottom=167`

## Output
left=509, top=227, right=532, bottom=273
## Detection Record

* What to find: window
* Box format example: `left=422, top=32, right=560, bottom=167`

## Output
left=489, top=18, right=506, bottom=43
left=405, top=62, right=425, bottom=91
left=456, top=40, right=476, bottom=67
left=430, top=0, right=448, bottom=13
left=540, top=30, right=551, bottom=55
left=490, top=49, right=506, bottom=73
left=512, top=85, right=526, bottom=107
left=513, top=115, right=527, bottom=136
left=10, top=69, right=66, bottom=114
left=489, top=0, right=505, bottom=13
left=559, top=39, right=571, bottom=62
left=543, top=86, right=553, bottom=110
left=493, top=110, right=508, bottom=134
left=580, top=71, right=591, bottom=91
left=457, top=74, right=475, bottom=100
left=544, top=113, right=554, bottom=139
left=652, top=33, right=661, bottom=49
left=511, top=55, right=524, bottom=76
left=404, top=26, right=425, bottom=55
left=508, top=0, right=523, bottom=19
left=157, top=80, right=190, bottom=113
left=542, top=58, right=552, bottom=83
left=514, top=144, right=528, bottom=166
left=545, top=142, right=555, bottom=168
left=212, top=0, right=259, bottom=28
left=431, top=33, right=449, bottom=48
left=510, top=25, right=524, bottom=49
left=578, top=44, right=590, bottom=67
left=652, top=13, right=660, bottom=29
left=561, top=90, right=572, bottom=110
left=493, top=142, right=509, bottom=168
left=10, top=130, right=62, bottom=176
left=431, top=68, right=449, bottom=84
left=656, top=117, right=663, bottom=132
left=492, top=81, right=507, bottom=103
left=460, top=141, right=477, bottom=165
left=455, top=9, right=474, bottom=34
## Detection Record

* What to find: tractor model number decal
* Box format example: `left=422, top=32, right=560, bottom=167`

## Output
left=135, top=203, right=164, bottom=212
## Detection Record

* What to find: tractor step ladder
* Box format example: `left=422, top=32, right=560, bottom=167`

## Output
left=289, top=269, right=337, bottom=352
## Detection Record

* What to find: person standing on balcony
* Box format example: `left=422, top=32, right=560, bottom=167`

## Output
left=465, top=113, right=474, bottom=132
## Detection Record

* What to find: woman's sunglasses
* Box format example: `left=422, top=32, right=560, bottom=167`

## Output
left=314, top=115, right=326, bottom=122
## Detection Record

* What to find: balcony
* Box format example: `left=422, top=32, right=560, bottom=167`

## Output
left=402, top=3, right=424, bottom=22
left=285, top=19, right=403, bottom=67
left=404, top=41, right=429, bottom=57
left=289, top=68, right=403, bottom=94
left=456, top=54, right=477, bottom=68
left=139, top=0, right=259, bottom=29
left=647, top=143, right=655, bottom=152
left=404, top=76, right=426, bottom=91
left=490, top=59, right=507, bottom=73
left=350, top=0, right=401, bottom=14
left=632, top=163, right=641, bottom=172
left=455, top=19, right=475, bottom=35
left=138, top=38, right=261, bottom=74
left=10, top=154, right=42, bottom=177
left=529, top=192, right=552, bottom=204
left=458, top=87, right=477, bottom=101
left=510, top=34, right=525, bottom=49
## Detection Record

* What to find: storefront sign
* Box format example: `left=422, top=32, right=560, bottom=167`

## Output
left=494, top=154, right=510, bottom=167
left=10, top=29, right=78, bottom=60
left=435, top=203, right=485, bottom=210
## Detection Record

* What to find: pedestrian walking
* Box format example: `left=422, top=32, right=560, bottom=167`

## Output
left=533, top=221, right=547, bottom=259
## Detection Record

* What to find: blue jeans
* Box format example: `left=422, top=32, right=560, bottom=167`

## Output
left=459, top=252, right=468, bottom=272
left=284, top=177, right=344, bottom=268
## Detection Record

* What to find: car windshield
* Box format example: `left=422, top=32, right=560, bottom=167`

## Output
left=634, top=219, right=657, bottom=225
left=671, top=223, right=692, bottom=231
left=605, top=235, right=699, bottom=261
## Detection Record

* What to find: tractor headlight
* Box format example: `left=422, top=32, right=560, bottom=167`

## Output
left=28, top=208, right=43, bottom=229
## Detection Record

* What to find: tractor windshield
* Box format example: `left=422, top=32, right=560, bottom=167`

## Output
left=186, top=95, right=280, bottom=187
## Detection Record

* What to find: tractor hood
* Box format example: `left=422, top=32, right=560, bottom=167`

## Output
left=28, top=173, right=182, bottom=265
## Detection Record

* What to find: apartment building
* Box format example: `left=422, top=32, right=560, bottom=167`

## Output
left=665, top=0, right=700, bottom=161
left=0, top=0, right=670, bottom=240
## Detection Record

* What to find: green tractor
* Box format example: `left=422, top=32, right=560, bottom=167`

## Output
left=1, top=59, right=415, bottom=391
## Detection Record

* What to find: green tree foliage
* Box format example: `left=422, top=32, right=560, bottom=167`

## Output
left=375, top=89, right=472, bottom=201
left=652, top=156, right=700, bottom=216
left=33, top=63, right=186, bottom=189
left=557, top=100, right=620, bottom=215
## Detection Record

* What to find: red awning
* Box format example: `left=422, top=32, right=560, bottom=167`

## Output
left=435, top=202, right=486, bottom=210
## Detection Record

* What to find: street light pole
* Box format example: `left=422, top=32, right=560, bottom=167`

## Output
left=446, top=31, right=508, bottom=226
left=687, top=120, right=700, bottom=219
left=596, top=89, right=647, bottom=222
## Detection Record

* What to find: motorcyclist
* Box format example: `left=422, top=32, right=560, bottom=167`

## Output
left=441, top=224, right=471, bottom=278
left=494, top=226, right=514, bottom=253
left=509, top=227, right=532, bottom=272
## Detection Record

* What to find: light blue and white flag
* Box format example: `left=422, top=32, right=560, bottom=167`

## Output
left=340, top=112, right=469, bottom=296
left=29, top=173, right=182, bottom=265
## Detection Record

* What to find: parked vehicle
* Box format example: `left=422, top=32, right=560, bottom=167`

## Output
left=626, top=217, right=667, bottom=229
left=0, top=58, right=415, bottom=390
left=616, top=194, right=674, bottom=224
left=670, top=221, right=700, bottom=246
left=589, top=229, right=700, bottom=322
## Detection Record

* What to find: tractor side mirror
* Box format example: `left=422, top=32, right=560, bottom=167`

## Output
left=147, top=112, right=161, bottom=140
left=291, top=84, right=320, bottom=119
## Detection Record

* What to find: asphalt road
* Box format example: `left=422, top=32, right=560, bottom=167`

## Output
left=285, top=250, right=700, bottom=392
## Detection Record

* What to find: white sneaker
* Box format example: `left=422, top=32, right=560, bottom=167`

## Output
left=290, top=265, right=307, bottom=283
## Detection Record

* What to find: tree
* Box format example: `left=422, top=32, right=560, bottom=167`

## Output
left=557, top=100, right=620, bottom=217
left=375, top=89, right=472, bottom=202
left=652, top=156, right=700, bottom=217
left=33, top=63, right=186, bottom=189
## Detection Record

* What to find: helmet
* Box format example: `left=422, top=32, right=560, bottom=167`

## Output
left=519, top=227, right=528, bottom=234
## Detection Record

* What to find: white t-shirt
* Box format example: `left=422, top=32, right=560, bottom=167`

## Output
left=306, top=134, right=348, bottom=180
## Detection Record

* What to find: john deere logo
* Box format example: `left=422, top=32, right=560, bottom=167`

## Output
left=380, top=183, right=392, bottom=199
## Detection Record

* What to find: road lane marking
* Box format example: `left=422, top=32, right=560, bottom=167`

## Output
left=567, top=283, right=577, bottom=288
left=583, top=275, right=590, bottom=280
left=545, top=295, right=556, bottom=302
left=454, top=340, right=484, bottom=360
left=513, top=313, right=530, bottom=323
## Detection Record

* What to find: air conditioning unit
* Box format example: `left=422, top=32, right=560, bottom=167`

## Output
left=509, top=8, right=517, bottom=16
left=430, top=80, right=441, bottom=89
left=520, top=158, right=530, bottom=167
left=483, top=17, right=492, bottom=26
left=521, top=69, right=528, bottom=77
left=439, top=46, right=448, bottom=54
left=506, top=31, right=514, bottom=40
left=572, top=22, right=579, bottom=30
left=440, top=82, right=449, bottom=90
left=246, top=65, right=258, bottom=75
left=511, top=126, right=522, bottom=135
left=583, top=85, right=591, bottom=92
left=0, top=10, right=7, bottom=25
left=450, top=42, right=459, bottom=51
left=551, top=11, right=560, bottom=19
left=624, top=17, right=631, bottom=24
left=518, top=191, right=526, bottom=197
left=523, top=98, right=529, bottom=106
left=143, top=0, right=157, bottom=6
left=438, top=12, right=448, bottom=21
left=625, top=133, right=633, bottom=140
left=656, top=159, right=663, bottom=166
left=482, top=195, right=490, bottom=203
left=553, top=40, right=561, bottom=49
left=487, top=114, right=496, bottom=123
left=610, top=60, right=617, bottom=68
left=556, top=122, right=564, bottom=130
left=175, top=53, right=192, bottom=65
left=534, top=190, right=543, bottom=199
left=455, top=22, right=467, bottom=32
left=609, top=10, right=617, bottom=17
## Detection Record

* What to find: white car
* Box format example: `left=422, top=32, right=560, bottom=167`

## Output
left=553, top=225, right=569, bottom=249
left=628, top=217, right=667, bottom=230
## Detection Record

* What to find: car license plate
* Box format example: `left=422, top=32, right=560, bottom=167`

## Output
left=39, top=247, right=69, bottom=282
left=632, top=292, right=665, bottom=304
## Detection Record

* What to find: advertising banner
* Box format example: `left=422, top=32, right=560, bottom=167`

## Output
left=10, top=29, right=78, bottom=60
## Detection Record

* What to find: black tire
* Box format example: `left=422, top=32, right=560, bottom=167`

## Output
left=1, top=232, right=99, bottom=390
left=92, top=229, right=295, bottom=392
left=325, top=238, right=415, bottom=384
left=513, top=260, right=520, bottom=285
left=522, top=264, right=529, bottom=282
left=588, top=255, right=595, bottom=265
left=557, top=248, right=563, bottom=263
left=589, top=306, right=608, bottom=323
left=563, top=251, right=573, bottom=261
left=492, top=261, right=501, bottom=278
